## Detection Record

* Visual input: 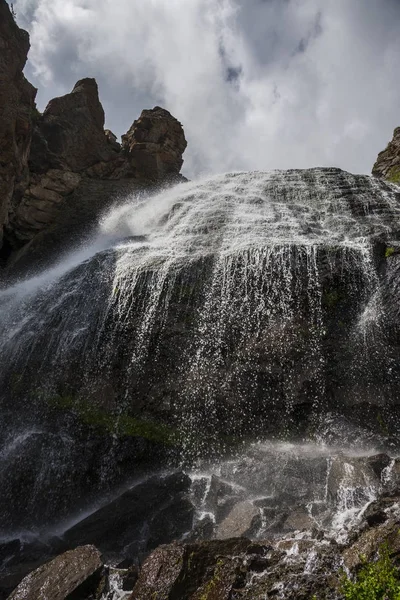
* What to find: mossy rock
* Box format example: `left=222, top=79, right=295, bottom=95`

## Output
left=385, top=246, right=395, bottom=258
left=46, top=394, right=180, bottom=446
left=387, top=167, right=400, bottom=185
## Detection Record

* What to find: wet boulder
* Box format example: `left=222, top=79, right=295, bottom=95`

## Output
left=215, top=500, right=260, bottom=539
left=63, top=472, right=194, bottom=562
left=130, top=538, right=252, bottom=600
left=7, top=545, right=103, bottom=600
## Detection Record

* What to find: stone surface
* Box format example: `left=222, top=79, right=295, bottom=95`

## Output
left=372, top=126, right=400, bottom=184
left=0, top=0, right=36, bottom=247
left=7, top=170, right=81, bottom=243
left=122, top=107, right=187, bottom=181
left=129, top=538, right=251, bottom=600
left=129, top=495, right=400, bottom=600
left=63, top=472, right=194, bottom=561
left=0, top=0, right=187, bottom=261
left=32, top=78, right=116, bottom=174
left=7, top=545, right=102, bottom=600
left=282, top=507, right=315, bottom=532
left=215, top=500, right=260, bottom=539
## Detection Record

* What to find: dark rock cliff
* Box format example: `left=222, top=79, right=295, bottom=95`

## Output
left=0, top=0, right=36, bottom=250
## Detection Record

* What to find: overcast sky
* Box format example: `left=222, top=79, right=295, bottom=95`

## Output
left=10, top=0, right=400, bottom=178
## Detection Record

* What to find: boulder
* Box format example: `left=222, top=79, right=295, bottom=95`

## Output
left=0, top=0, right=36, bottom=247
left=215, top=500, right=260, bottom=539
left=343, top=516, right=400, bottom=570
left=129, top=538, right=251, bottom=600
left=372, top=126, right=400, bottom=184
left=63, top=472, right=194, bottom=561
left=122, top=107, right=187, bottom=181
left=366, top=453, right=392, bottom=480
left=7, top=545, right=103, bottom=600
left=282, top=507, right=315, bottom=532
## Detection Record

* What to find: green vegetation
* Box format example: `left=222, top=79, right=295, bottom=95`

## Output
left=385, top=247, right=396, bottom=258
left=388, top=167, right=400, bottom=186
left=47, top=394, right=180, bottom=446
left=312, top=546, right=400, bottom=600
left=322, top=289, right=341, bottom=310
left=339, top=546, right=400, bottom=600
left=29, top=106, right=41, bottom=123
left=377, top=412, right=390, bottom=436
left=199, top=559, right=225, bottom=599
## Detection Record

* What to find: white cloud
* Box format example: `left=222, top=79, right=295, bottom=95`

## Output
left=13, top=0, right=400, bottom=177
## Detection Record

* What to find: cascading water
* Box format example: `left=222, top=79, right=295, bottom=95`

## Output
left=1, top=167, right=400, bottom=594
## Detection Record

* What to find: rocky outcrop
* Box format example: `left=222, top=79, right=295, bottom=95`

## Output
left=5, top=78, right=187, bottom=250
left=29, top=78, right=116, bottom=174
left=372, top=126, right=400, bottom=184
left=8, top=545, right=103, bottom=600
left=121, top=106, right=187, bottom=181
left=0, top=0, right=36, bottom=248
left=0, top=1, right=187, bottom=264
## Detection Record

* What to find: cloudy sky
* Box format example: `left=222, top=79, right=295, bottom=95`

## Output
left=10, top=0, right=400, bottom=178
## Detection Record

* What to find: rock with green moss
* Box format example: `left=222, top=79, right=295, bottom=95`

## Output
left=48, top=394, right=180, bottom=447
left=130, top=539, right=251, bottom=600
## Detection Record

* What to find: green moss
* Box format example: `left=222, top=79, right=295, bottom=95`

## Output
left=199, top=559, right=225, bottom=599
left=387, top=167, right=400, bottom=185
left=29, top=106, right=41, bottom=123
left=322, top=289, right=341, bottom=310
left=10, top=372, right=24, bottom=394
left=385, top=247, right=395, bottom=258
left=47, top=395, right=180, bottom=446
left=377, top=412, right=390, bottom=436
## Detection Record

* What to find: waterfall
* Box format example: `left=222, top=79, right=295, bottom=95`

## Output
left=0, top=167, right=399, bottom=541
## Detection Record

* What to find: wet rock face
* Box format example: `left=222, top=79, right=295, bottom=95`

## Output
left=130, top=491, right=400, bottom=600
left=63, top=472, right=194, bottom=562
left=0, top=0, right=36, bottom=247
left=122, top=106, right=187, bottom=180
left=373, top=126, right=400, bottom=184
left=7, top=545, right=103, bottom=600
left=130, top=538, right=252, bottom=600
left=129, top=538, right=340, bottom=600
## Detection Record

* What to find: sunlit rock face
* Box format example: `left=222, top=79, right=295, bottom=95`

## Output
left=373, top=126, right=400, bottom=184
left=1, top=167, right=400, bottom=533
